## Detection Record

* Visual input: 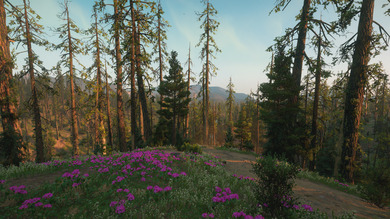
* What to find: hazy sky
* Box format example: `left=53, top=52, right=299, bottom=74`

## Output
left=9, top=0, right=390, bottom=94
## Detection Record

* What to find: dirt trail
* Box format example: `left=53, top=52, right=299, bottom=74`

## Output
left=203, top=148, right=389, bottom=219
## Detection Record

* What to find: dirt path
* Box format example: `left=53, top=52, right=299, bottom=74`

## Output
left=203, top=148, right=389, bottom=218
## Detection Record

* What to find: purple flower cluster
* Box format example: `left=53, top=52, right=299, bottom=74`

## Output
left=202, top=212, right=215, bottom=218
left=0, top=179, right=6, bottom=184
left=147, top=185, right=172, bottom=193
left=232, top=174, right=255, bottom=181
left=334, top=179, right=349, bottom=187
left=110, top=200, right=126, bottom=214
left=232, top=212, right=264, bottom=219
left=212, top=186, right=239, bottom=203
left=19, top=193, right=53, bottom=209
left=9, top=185, right=27, bottom=194
left=109, top=189, right=135, bottom=214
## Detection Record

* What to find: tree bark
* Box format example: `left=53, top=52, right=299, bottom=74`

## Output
left=105, top=62, right=113, bottom=149
left=135, top=6, right=152, bottom=142
left=23, top=0, right=44, bottom=163
left=130, top=0, right=137, bottom=150
left=309, top=31, right=322, bottom=171
left=291, top=0, right=311, bottom=105
left=204, top=1, right=210, bottom=146
left=0, top=0, right=24, bottom=166
left=341, top=0, right=375, bottom=183
left=114, top=0, right=127, bottom=152
left=93, top=10, right=105, bottom=152
left=66, top=3, right=79, bottom=156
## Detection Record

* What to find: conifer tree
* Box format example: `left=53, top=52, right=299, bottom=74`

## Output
left=234, top=105, right=252, bottom=151
left=55, top=0, right=84, bottom=156
left=259, top=44, right=306, bottom=162
left=8, top=0, right=50, bottom=162
left=86, top=5, right=107, bottom=153
left=157, top=51, right=191, bottom=146
left=226, top=77, right=235, bottom=133
left=196, top=0, right=220, bottom=145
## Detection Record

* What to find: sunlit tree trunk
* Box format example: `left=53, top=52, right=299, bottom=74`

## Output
left=22, top=0, right=44, bottom=162
left=114, top=0, right=126, bottom=152
left=342, top=0, right=375, bottom=183
left=0, top=0, right=25, bottom=166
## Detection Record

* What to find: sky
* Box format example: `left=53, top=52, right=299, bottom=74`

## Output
left=8, top=0, right=390, bottom=94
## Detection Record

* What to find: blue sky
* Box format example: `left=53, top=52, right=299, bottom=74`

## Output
left=9, top=0, right=390, bottom=94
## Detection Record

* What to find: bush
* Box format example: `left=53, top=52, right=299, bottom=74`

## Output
left=177, top=143, right=202, bottom=154
left=243, top=140, right=254, bottom=151
left=252, top=155, right=299, bottom=218
left=359, top=165, right=390, bottom=208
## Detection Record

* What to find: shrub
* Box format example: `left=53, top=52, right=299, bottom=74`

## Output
left=177, top=143, right=202, bottom=154
left=252, top=155, right=299, bottom=218
left=359, top=165, right=390, bottom=208
left=224, top=129, right=235, bottom=148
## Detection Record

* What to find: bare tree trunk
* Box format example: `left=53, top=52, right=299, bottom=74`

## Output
left=291, top=0, right=311, bottom=106
left=130, top=0, right=137, bottom=150
left=204, top=2, right=210, bottom=146
left=135, top=10, right=152, bottom=142
left=309, top=31, right=322, bottom=171
left=23, top=0, right=44, bottom=162
left=186, top=45, right=191, bottom=138
left=342, top=0, right=375, bottom=183
left=93, top=10, right=105, bottom=152
left=0, top=0, right=24, bottom=166
left=65, top=3, right=79, bottom=156
left=114, top=0, right=126, bottom=152
left=105, top=62, right=113, bottom=149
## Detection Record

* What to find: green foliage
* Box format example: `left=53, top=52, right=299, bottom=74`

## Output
left=157, top=51, right=191, bottom=146
left=177, top=143, right=202, bottom=154
left=224, top=128, right=234, bottom=148
left=0, top=131, right=26, bottom=167
left=234, top=105, right=252, bottom=150
left=252, top=155, right=299, bottom=218
left=259, top=44, right=306, bottom=162
left=359, top=165, right=390, bottom=208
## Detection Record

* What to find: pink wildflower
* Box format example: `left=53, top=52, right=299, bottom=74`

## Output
left=43, top=204, right=52, bottom=208
left=42, top=193, right=53, bottom=199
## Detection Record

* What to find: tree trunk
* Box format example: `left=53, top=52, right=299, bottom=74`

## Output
left=93, top=11, right=105, bottom=152
left=23, top=0, right=44, bottom=163
left=130, top=0, right=137, bottom=150
left=135, top=7, right=152, bottom=142
left=204, top=2, right=210, bottom=146
left=309, top=32, right=322, bottom=171
left=66, top=4, right=79, bottom=156
left=158, top=4, right=164, bottom=105
left=114, top=0, right=127, bottom=152
left=185, top=45, right=191, bottom=138
left=105, top=62, right=113, bottom=149
left=0, top=0, right=25, bottom=166
left=291, top=0, right=311, bottom=106
left=341, top=0, right=375, bottom=183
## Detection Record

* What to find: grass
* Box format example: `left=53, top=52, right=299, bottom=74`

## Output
left=215, top=146, right=259, bottom=157
left=0, top=148, right=356, bottom=218
left=297, top=170, right=360, bottom=197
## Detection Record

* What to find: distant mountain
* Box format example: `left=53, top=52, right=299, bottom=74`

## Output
left=189, top=85, right=248, bottom=103
left=45, top=76, right=248, bottom=103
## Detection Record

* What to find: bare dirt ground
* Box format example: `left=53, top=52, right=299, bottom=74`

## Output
left=202, top=148, right=390, bottom=219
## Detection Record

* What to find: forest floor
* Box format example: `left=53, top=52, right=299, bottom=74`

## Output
left=200, top=147, right=390, bottom=219
left=6, top=146, right=390, bottom=218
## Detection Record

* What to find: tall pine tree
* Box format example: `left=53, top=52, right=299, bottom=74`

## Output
left=156, top=51, right=190, bottom=146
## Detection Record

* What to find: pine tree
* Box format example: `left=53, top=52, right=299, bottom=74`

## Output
left=55, top=0, right=84, bottom=156
left=157, top=51, right=191, bottom=146
left=86, top=5, right=107, bottom=153
left=7, top=0, right=50, bottom=162
left=341, top=0, right=375, bottom=183
left=234, top=105, right=252, bottom=151
left=196, top=0, right=220, bottom=145
left=259, top=44, right=306, bottom=162
left=226, top=77, right=235, bottom=133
